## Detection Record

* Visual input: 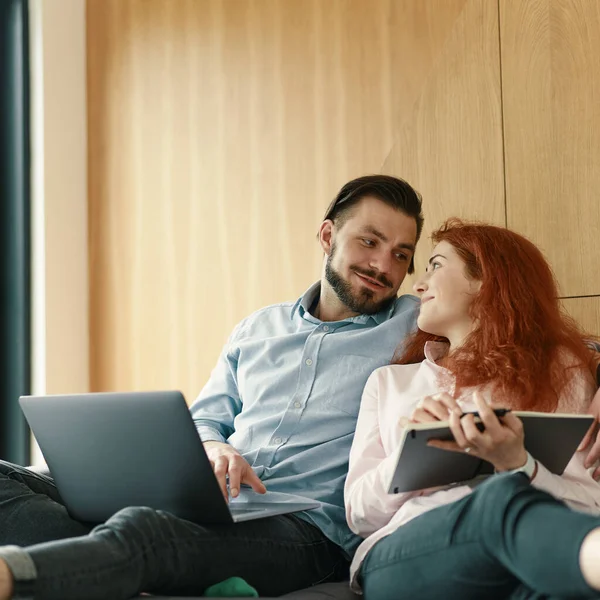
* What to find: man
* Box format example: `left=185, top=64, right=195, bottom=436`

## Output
left=0, top=175, right=424, bottom=599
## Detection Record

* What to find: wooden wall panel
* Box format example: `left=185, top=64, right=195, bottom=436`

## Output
left=382, top=0, right=506, bottom=293
left=501, top=0, right=600, bottom=297
left=562, top=297, right=600, bottom=338
left=87, top=0, right=501, bottom=398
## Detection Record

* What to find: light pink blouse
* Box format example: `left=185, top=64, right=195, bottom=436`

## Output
left=345, top=342, right=600, bottom=591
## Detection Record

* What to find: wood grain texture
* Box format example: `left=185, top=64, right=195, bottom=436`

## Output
left=382, top=0, right=506, bottom=293
left=501, top=0, right=600, bottom=297
left=87, top=0, right=501, bottom=398
left=562, top=297, right=600, bottom=337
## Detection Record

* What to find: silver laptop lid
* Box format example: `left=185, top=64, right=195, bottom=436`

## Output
left=19, top=391, right=232, bottom=524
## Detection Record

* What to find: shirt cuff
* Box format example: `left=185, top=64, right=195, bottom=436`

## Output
left=529, top=459, right=558, bottom=493
left=195, top=426, right=227, bottom=444
left=496, top=452, right=537, bottom=480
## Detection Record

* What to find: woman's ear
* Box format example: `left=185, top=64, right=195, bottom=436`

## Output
left=469, top=278, right=483, bottom=295
left=319, top=220, right=334, bottom=255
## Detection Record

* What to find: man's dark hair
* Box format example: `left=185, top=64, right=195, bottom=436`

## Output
left=322, top=174, right=424, bottom=274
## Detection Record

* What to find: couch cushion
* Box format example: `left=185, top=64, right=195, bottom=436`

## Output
left=281, top=581, right=359, bottom=599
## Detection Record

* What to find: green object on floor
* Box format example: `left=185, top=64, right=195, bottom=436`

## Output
left=203, top=576, right=259, bottom=597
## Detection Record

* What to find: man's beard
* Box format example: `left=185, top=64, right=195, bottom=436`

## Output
left=324, top=243, right=396, bottom=315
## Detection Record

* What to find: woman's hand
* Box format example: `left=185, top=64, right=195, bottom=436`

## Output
left=427, top=392, right=528, bottom=472
left=400, top=392, right=461, bottom=427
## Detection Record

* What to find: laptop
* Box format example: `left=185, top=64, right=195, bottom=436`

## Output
left=19, top=391, right=320, bottom=524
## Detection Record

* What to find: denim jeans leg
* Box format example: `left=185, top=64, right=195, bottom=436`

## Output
left=0, top=461, right=92, bottom=545
left=361, top=506, right=519, bottom=600
left=361, top=474, right=600, bottom=600
left=0, top=507, right=347, bottom=600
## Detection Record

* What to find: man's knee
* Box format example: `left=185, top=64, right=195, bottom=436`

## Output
left=96, top=506, right=167, bottom=542
left=106, top=505, right=196, bottom=537
left=109, top=505, right=160, bottom=527
left=0, top=460, right=17, bottom=476
left=0, top=460, right=36, bottom=482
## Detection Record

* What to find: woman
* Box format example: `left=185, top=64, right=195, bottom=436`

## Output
left=345, top=219, right=600, bottom=599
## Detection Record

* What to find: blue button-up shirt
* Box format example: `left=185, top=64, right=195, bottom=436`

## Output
left=190, top=282, right=418, bottom=556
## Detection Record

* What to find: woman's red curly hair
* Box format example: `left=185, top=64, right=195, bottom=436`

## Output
left=396, top=219, right=596, bottom=411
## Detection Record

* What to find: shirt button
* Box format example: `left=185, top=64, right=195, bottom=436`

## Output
left=322, top=325, right=330, bottom=332
left=294, top=401, right=302, bottom=409
left=305, top=358, right=313, bottom=366
left=273, top=437, right=282, bottom=445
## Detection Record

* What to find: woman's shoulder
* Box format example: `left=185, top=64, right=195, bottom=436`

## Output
left=553, top=348, right=597, bottom=413
left=371, top=361, right=423, bottom=380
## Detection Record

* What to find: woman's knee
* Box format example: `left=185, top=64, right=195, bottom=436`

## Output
left=476, top=472, right=531, bottom=503
left=471, top=473, right=554, bottom=535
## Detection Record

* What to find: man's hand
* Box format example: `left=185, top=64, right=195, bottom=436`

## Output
left=203, top=441, right=267, bottom=501
left=578, top=386, right=600, bottom=480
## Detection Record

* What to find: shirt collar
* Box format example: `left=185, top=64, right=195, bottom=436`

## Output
left=291, top=282, right=321, bottom=321
left=291, top=281, right=397, bottom=325
left=371, top=299, right=397, bottom=325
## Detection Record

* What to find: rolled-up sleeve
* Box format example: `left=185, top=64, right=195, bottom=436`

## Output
left=190, top=323, right=245, bottom=444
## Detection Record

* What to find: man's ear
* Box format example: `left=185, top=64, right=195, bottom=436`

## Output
left=319, top=220, right=334, bottom=255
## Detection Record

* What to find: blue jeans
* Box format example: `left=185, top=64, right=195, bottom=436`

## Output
left=0, top=460, right=347, bottom=599
left=360, top=474, right=600, bottom=600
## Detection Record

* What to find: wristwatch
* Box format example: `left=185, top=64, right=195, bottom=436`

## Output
left=498, top=452, right=538, bottom=480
